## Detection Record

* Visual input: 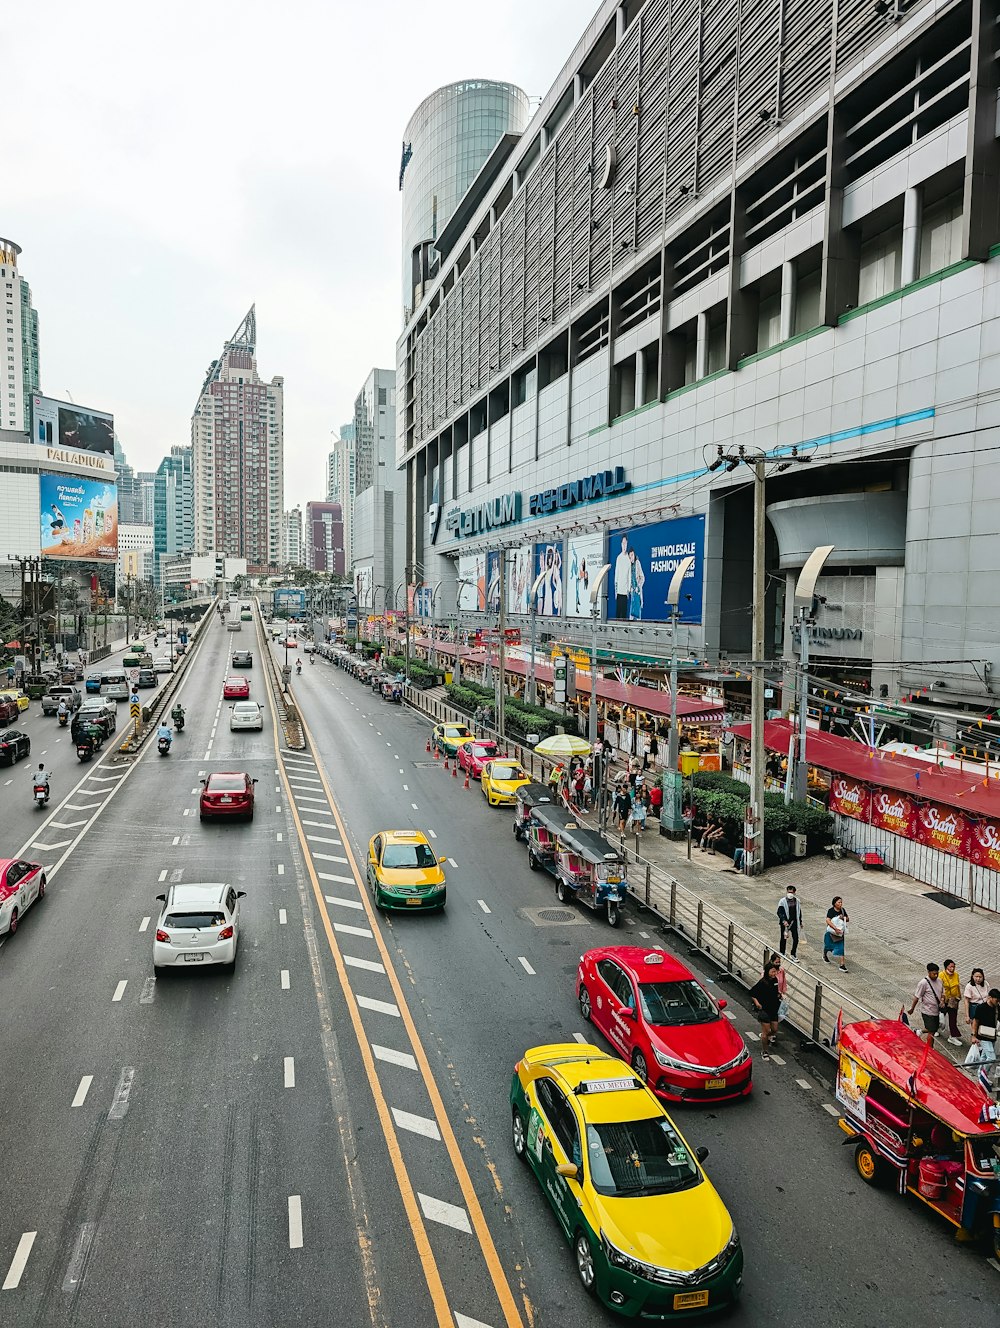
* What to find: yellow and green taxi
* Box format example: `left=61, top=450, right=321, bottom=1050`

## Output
left=366, top=829, right=447, bottom=912
left=481, top=757, right=530, bottom=807
left=0, top=689, right=30, bottom=713
left=431, top=721, right=475, bottom=757
left=510, top=1044, right=742, bottom=1319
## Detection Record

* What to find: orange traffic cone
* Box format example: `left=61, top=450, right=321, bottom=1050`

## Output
left=443, top=756, right=449, bottom=771
left=425, top=737, right=431, bottom=753
left=463, top=770, right=470, bottom=789
left=452, top=760, right=458, bottom=778
left=434, top=746, right=440, bottom=761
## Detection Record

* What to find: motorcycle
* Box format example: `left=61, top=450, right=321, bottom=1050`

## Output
left=58, top=711, right=68, bottom=727
left=33, top=783, right=50, bottom=808
left=76, top=741, right=94, bottom=763
left=157, top=736, right=171, bottom=757
left=171, top=709, right=185, bottom=732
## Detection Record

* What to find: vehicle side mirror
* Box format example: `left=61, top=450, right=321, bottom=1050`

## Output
left=155, top=893, right=165, bottom=902
left=200, top=778, right=207, bottom=785
left=555, top=1163, right=578, bottom=1180
left=624, top=1007, right=636, bottom=1020
left=237, top=891, right=246, bottom=898
left=717, top=998, right=728, bottom=1010
left=252, top=778, right=258, bottom=784
left=695, top=1146, right=709, bottom=1163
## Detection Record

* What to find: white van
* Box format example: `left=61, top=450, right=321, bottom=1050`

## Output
left=100, top=670, right=129, bottom=700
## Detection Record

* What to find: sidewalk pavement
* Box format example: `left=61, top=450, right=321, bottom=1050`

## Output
left=584, top=796, right=1000, bottom=1064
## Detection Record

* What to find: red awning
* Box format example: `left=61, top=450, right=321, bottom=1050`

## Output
left=415, top=637, right=723, bottom=723
left=729, top=718, right=1000, bottom=818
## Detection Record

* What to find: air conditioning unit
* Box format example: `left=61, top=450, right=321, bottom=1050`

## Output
left=790, top=831, right=807, bottom=858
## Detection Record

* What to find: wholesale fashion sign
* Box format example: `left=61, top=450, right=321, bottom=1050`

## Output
left=606, top=515, right=705, bottom=624
left=914, top=802, right=970, bottom=858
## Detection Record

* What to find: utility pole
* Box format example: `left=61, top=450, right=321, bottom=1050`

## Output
left=587, top=564, right=612, bottom=748
left=748, top=456, right=766, bottom=876
left=792, top=545, right=835, bottom=801
left=497, top=550, right=507, bottom=741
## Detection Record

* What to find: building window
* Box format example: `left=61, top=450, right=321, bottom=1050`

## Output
left=919, top=191, right=962, bottom=278
left=858, top=219, right=902, bottom=305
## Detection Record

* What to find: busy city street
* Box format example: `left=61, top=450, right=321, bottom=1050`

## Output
left=0, top=608, right=995, bottom=1326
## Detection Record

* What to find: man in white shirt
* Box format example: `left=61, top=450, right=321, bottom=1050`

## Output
left=613, top=536, right=631, bottom=619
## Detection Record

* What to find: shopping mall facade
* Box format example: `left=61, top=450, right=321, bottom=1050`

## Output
left=397, top=0, right=1000, bottom=727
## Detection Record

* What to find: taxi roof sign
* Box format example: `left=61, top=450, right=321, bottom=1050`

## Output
left=575, top=1076, right=640, bottom=1095
left=644, top=952, right=665, bottom=965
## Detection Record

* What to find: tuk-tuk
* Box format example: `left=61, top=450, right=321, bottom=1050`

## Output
left=513, top=782, right=554, bottom=841
left=526, top=803, right=578, bottom=875
left=380, top=677, right=402, bottom=702
left=553, top=823, right=627, bottom=927
left=836, top=1019, right=1000, bottom=1256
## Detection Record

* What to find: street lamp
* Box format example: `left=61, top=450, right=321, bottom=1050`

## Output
left=426, top=580, right=443, bottom=669
left=587, top=564, right=612, bottom=748
left=666, top=556, right=696, bottom=770
left=791, top=544, right=835, bottom=801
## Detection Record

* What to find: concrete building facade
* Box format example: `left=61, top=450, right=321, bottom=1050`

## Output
left=282, top=505, right=303, bottom=568
left=305, top=500, right=345, bottom=574
left=352, top=369, right=404, bottom=619
left=327, top=423, right=356, bottom=567
left=0, top=239, right=40, bottom=434
left=153, top=446, right=193, bottom=588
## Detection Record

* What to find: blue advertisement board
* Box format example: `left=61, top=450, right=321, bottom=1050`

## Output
left=274, top=588, right=306, bottom=617
left=606, top=515, right=705, bottom=624
left=39, top=472, right=118, bottom=562
left=533, top=541, right=564, bottom=616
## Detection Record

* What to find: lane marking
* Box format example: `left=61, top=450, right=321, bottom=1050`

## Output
left=344, top=955, right=386, bottom=974
left=301, top=812, right=333, bottom=822
left=295, top=794, right=329, bottom=804
left=823, top=1103, right=841, bottom=1117
left=324, top=895, right=364, bottom=911
left=29, top=839, right=73, bottom=852
left=307, top=835, right=342, bottom=845
left=284, top=1056, right=296, bottom=1088
left=158, top=870, right=167, bottom=882
left=418, top=1194, right=472, bottom=1235
left=769, top=1053, right=786, bottom=1065
left=455, top=1317, right=496, bottom=1328
left=356, top=994, right=401, bottom=1018
left=49, top=820, right=87, bottom=829
left=796, top=1078, right=812, bottom=1090
left=108, top=1066, right=136, bottom=1119
left=392, top=1108, right=441, bottom=1141
left=449, top=858, right=458, bottom=869
left=318, top=872, right=355, bottom=885
left=288, top=1195, right=303, bottom=1249
left=477, top=900, right=491, bottom=914
left=172, top=836, right=180, bottom=846
left=411, top=803, right=419, bottom=810
left=280, top=969, right=290, bottom=990
left=112, top=980, right=128, bottom=1003
left=313, top=853, right=349, bottom=864
left=334, top=922, right=374, bottom=938
left=723, top=1011, right=737, bottom=1021
left=276, top=832, right=283, bottom=842
left=277, top=864, right=285, bottom=876
left=279, top=908, right=287, bottom=925
left=372, top=1044, right=419, bottom=1071
left=71, top=1075, right=93, bottom=1108
left=518, top=957, right=536, bottom=975
left=2, top=1231, right=37, bottom=1291
left=572, top=1032, right=589, bottom=1044
left=139, top=916, right=150, bottom=932
left=403, top=784, right=409, bottom=791
left=428, top=829, right=437, bottom=839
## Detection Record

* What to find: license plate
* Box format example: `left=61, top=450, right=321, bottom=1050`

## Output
left=183, top=953, right=205, bottom=963
left=607, top=875, right=621, bottom=884
left=405, top=897, right=423, bottom=906
left=705, top=1078, right=727, bottom=1090
left=673, top=1291, right=710, bottom=1310
left=220, top=796, right=232, bottom=803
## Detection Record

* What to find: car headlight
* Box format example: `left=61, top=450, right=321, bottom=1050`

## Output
left=601, top=1232, right=686, bottom=1285
left=653, top=1049, right=691, bottom=1070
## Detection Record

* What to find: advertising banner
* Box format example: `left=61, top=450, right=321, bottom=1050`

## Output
left=39, top=473, right=118, bottom=561
left=473, top=628, right=522, bottom=647
left=914, top=801, right=970, bottom=858
left=507, top=543, right=533, bottom=615
left=32, top=395, right=114, bottom=457
left=458, top=553, right=486, bottom=611
left=829, top=778, right=871, bottom=822
left=564, top=532, right=605, bottom=619
left=968, top=819, right=1000, bottom=872
left=412, top=584, right=433, bottom=618
left=533, top=541, right=564, bottom=616
left=354, top=566, right=374, bottom=610
left=486, top=551, right=501, bottom=612
left=607, top=515, right=706, bottom=624
left=868, top=789, right=916, bottom=838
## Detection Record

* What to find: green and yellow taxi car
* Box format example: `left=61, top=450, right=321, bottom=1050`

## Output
left=366, top=829, right=447, bottom=912
left=0, top=689, right=30, bottom=713
left=481, top=757, right=530, bottom=807
left=510, top=1044, right=742, bottom=1319
left=431, top=721, right=475, bottom=758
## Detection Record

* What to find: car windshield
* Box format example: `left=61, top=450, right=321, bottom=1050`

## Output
left=472, top=743, right=498, bottom=757
left=638, top=980, right=718, bottom=1027
left=489, top=763, right=523, bottom=781
left=234, top=703, right=258, bottom=715
left=382, top=843, right=437, bottom=869
left=444, top=727, right=470, bottom=738
left=969, top=1136, right=1000, bottom=1175
left=165, top=911, right=225, bottom=929
left=585, top=1116, right=701, bottom=1197
left=209, top=776, right=247, bottom=792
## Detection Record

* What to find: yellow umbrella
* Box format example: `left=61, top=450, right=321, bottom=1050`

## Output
left=533, top=733, right=591, bottom=759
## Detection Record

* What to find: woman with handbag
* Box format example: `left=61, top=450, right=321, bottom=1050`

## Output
left=941, top=959, right=963, bottom=1046
left=768, top=954, right=790, bottom=1031
left=964, top=968, right=989, bottom=1028
left=970, top=989, right=1000, bottom=1063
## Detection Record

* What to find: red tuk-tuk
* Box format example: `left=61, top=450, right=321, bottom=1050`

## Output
left=836, top=1020, right=1000, bottom=1255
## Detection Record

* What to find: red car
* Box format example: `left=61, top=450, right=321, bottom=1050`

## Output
left=0, top=858, right=46, bottom=937
left=200, top=771, right=258, bottom=821
left=458, top=740, right=501, bottom=776
left=576, top=945, right=752, bottom=1103
left=223, top=676, right=250, bottom=700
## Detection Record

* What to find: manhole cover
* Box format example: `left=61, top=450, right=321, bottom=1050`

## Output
left=537, top=908, right=577, bottom=923
left=923, top=890, right=969, bottom=910
left=413, top=761, right=441, bottom=768
left=520, top=905, right=589, bottom=927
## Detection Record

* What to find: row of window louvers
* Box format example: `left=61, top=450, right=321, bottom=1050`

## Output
left=409, top=0, right=903, bottom=446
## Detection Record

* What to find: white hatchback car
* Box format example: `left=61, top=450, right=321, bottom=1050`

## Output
left=230, top=701, right=264, bottom=731
left=153, top=882, right=245, bottom=971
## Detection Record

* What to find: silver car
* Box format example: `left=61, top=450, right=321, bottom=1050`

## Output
left=230, top=701, right=263, bottom=731
left=153, top=882, right=244, bottom=971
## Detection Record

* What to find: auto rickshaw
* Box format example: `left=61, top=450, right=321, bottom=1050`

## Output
left=513, top=781, right=554, bottom=840
left=525, top=803, right=578, bottom=875
left=380, top=677, right=402, bottom=702
left=552, top=823, right=627, bottom=927
left=836, top=1019, right=1000, bottom=1256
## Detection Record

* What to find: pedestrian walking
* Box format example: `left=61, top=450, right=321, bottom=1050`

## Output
left=908, top=963, right=945, bottom=1043
left=750, top=963, right=782, bottom=1060
left=629, top=793, right=647, bottom=834
left=582, top=769, right=593, bottom=810
left=648, top=781, right=662, bottom=819
left=964, top=967, right=990, bottom=1029
left=941, top=959, right=963, bottom=1046
left=768, top=953, right=790, bottom=1029
left=645, top=733, right=659, bottom=770
left=823, top=896, right=849, bottom=972
left=776, top=885, right=803, bottom=960
left=614, top=787, right=632, bottom=836
left=970, top=988, right=1000, bottom=1062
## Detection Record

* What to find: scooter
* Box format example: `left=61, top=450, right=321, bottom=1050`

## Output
left=157, top=737, right=171, bottom=757
left=76, top=742, right=93, bottom=763
left=172, top=711, right=185, bottom=732
left=58, top=712, right=68, bottom=727
left=33, top=783, right=50, bottom=808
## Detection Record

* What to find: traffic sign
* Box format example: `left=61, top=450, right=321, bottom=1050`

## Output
left=130, top=702, right=140, bottom=719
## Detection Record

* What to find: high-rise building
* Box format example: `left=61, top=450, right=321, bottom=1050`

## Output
left=0, top=238, right=40, bottom=433
left=400, top=81, right=530, bottom=321
left=327, top=422, right=356, bottom=567
left=305, top=501, right=345, bottom=574
left=281, top=506, right=303, bottom=568
left=353, top=370, right=395, bottom=499
left=136, top=472, right=156, bottom=525
left=154, top=446, right=193, bottom=587
left=351, top=369, right=403, bottom=615
left=191, top=306, right=284, bottom=573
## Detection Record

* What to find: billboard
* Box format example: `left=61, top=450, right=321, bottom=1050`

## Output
left=32, top=395, right=114, bottom=458
left=564, top=532, right=605, bottom=619
left=606, top=515, right=705, bottom=624
left=533, top=541, right=564, bottom=616
left=507, top=543, right=533, bottom=615
left=354, top=566, right=374, bottom=610
left=274, top=588, right=306, bottom=617
left=458, top=553, right=486, bottom=611
left=486, top=551, right=501, bottom=612
left=39, top=473, right=118, bottom=562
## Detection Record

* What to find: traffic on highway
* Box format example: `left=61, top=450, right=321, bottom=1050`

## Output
left=0, top=602, right=997, bottom=1327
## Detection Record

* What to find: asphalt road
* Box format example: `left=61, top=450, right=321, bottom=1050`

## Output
left=0, top=615, right=996, bottom=1328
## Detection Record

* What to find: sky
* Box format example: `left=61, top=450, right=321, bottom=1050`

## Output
left=6, top=0, right=592, bottom=514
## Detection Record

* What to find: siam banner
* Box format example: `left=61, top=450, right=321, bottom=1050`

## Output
left=868, top=789, right=917, bottom=837
left=914, top=801, right=970, bottom=858
left=828, top=777, right=871, bottom=821
left=533, top=541, right=563, bottom=616
left=564, top=532, right=605, bottom=619
left=606, top=515, right=705, bottom=624
left=39, top=472, right=118, bottom=561
left=968, top=818, right=1000, bottom=872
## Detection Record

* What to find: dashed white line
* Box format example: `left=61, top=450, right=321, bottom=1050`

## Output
left=572, top=1032, right=589, bottom=1044
left=428, top=829, right=437, bottom=839
left=277, top=864, right=285, bottom=876
left=344, top=955, right=386, bottom=974
left=157, top=869, right=167, bottom=883
left=138, top=916, right=151, bottom=934
left=318, top=872, right=355, bottom=885
left=411, top=803, right=419, bottom=811
left=112, top=980, right=128, bottom=1003
left=477, top=899, right=491, bottom=914
left=518, top=956, right=536, bottom=975
left=372, top=1044, right=418, bottom=1070
left=324, top=895, right=364, bottom=911
left=796, top=1077, right=812, bottom=1090
left=71, top=1075, right=93, bottom=1108
left=334, top=922, right=373, bottom=939
left=417, top=1193, right=471, bottom=1234
left=279, top=908, right=287, bottom=925
left=280, top=969, right=290, bottom=990
left=3, top=1231, right=37, bottom=1291
left=402, top=784, right=409, bottom=791
left=723, top=1010, right=737, bottom=1021
left=284, top=1057, right=296, bottom=1088
left=276, top=832, right=283, bottom=842
left=823, top=1103, right=841, bottom=1117
left=355, top=994, right=401, bottom=1018
left=392, top=1108, right=441, bottom=1140
left=307, top=835, right=342, bottom=845
left=769, top=1053, right=786, bottom=1065
left=449, top=858, right=459, bottom=869
left=288, top=1195, right=303, bottom=1249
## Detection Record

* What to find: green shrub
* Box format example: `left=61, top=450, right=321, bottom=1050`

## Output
left=692, top=771, right=750, bottom=799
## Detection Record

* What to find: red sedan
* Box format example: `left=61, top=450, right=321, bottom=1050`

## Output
left=200, top=771, right=257, bottom=821
left=576, top=945, right=752, bottom=1103
left=457, top=740, right=501, bottom=776
left=0, top=858, right=46, bottom=938
left=223, top=676, right=251, bottom=700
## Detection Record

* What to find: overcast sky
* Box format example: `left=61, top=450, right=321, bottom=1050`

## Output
left=5, top=0, right=592, bottom=513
